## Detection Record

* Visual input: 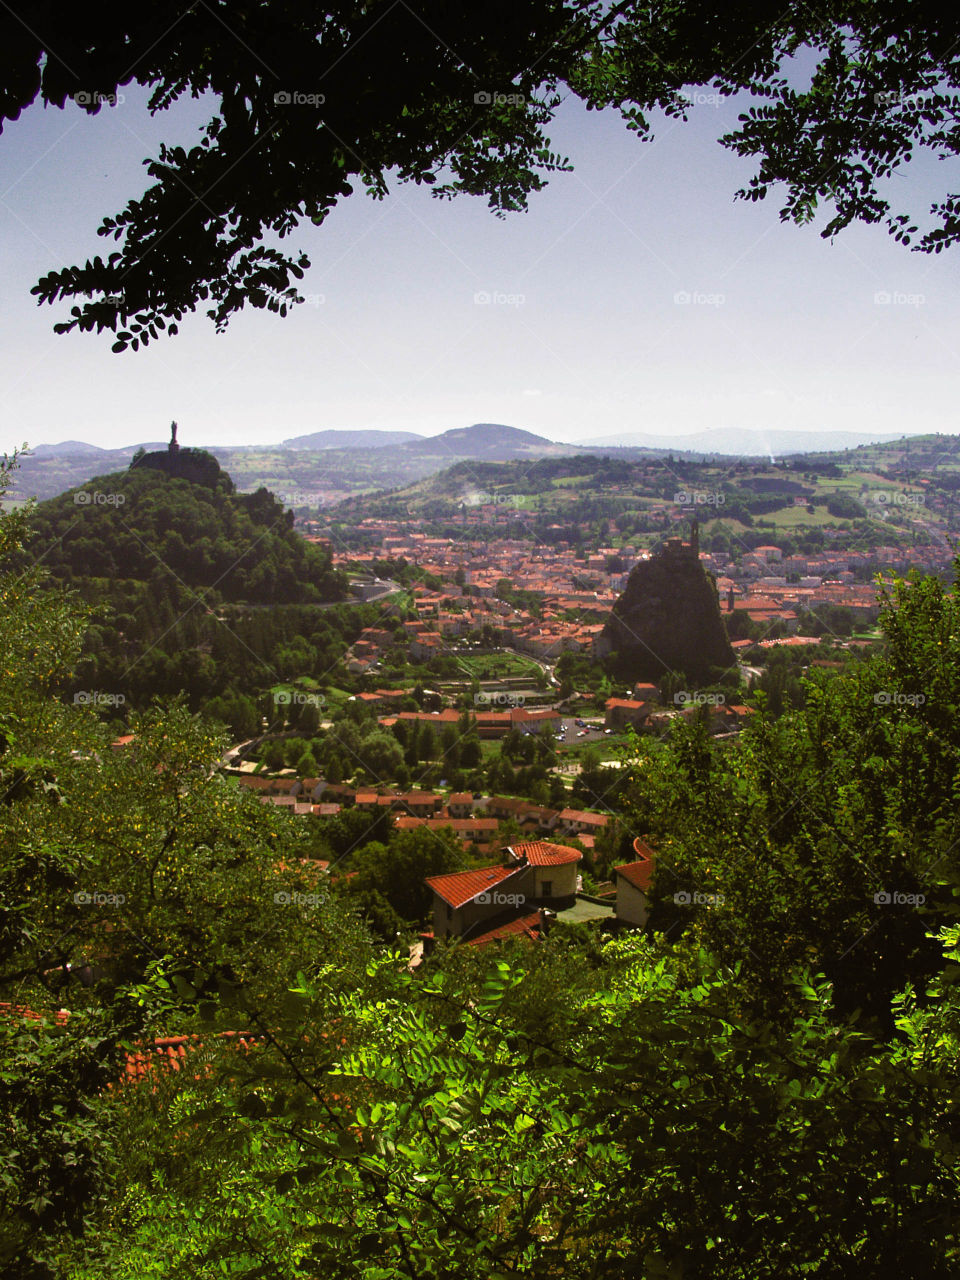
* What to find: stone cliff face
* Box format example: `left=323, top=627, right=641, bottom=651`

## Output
left=599, top=537, right=735, bottom=681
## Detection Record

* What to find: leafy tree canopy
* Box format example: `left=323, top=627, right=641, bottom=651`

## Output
left=22, top=466, right=343, bottom=605
left=4, top=1, right=959, bottom=346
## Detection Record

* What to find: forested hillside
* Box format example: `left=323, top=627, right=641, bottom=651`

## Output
left=24, top=464, right=343, bottom=603
left=14, top=461, right=349, bottom=721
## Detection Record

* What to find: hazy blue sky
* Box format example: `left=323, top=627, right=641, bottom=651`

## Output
left=2, top=76, right=958, bottom=451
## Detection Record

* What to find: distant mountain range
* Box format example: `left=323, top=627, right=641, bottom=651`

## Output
left=399, top=422, right=565, bottom=460
left=282, top=429, right=422, bottom=449
left=29, top=440, right=117, bottom=457
left=28, top=440, right=167, bottom=457
left=280, top=424, right=560, bottom=456
left=574, top=428, right=932, bottom=456
left=5, top=422, right=946, bottom=506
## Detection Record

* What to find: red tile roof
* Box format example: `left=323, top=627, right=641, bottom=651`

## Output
left=395, top=815, right=498, bottom=832
left=508, top=840, right=582, bottom=867
left=467, top=911, right=543, bottom=948
left=558, top=808, right=609, bottom=826
left=425, top=864, right=523, bottom=909
left=123, top=1034, right=195, bottom=1081
left=614, top=838, right=657, bottom=892
left=614, top=859, right=654, bottom=893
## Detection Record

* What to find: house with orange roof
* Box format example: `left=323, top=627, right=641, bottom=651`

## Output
left=448, top=792, right=474, bottom=818
left=475, top=706, right=561, bottom=739
left=426, top=863, right=532, bottom=939
left=377, top=709, right=461, bottom=729
left=557, top=808, right=610, bottom=837
left=0, top=1001, right=69, bottom=1025
left=486, top=795, right=558, bottom=830
left=425, top=840, right=583, bottom=941
left=504, top=840, right=582, bottom=906
left=604, top=697, right=651, bottom=730
left=613, top=839, right=657, bottom=927
left=398, top=791, right=442, bottom=816
left=465, top=912, right=546, bottom=947
left=121, top=1030, right=263, bottom=1085
left=313, top=803, right=341, bottom=818
left=394, top=815, right=498, bottom=843
left=409, top=631, right=445, bottom=660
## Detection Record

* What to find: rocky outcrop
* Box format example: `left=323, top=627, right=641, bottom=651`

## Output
left=132, top=446, right=227, bottom=489
left=599, top=536, right=734, bottom=682
left=130, top=423, right=230, bottom=491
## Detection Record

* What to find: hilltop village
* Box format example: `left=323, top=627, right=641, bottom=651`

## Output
left=320, top=515, right=949, bottom=669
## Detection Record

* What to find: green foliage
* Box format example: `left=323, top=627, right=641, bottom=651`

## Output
left=0, top=463, right=373, bottom=1274
left=798, top=603, right=857, bottom=638
left=63, top=936, right=960, bottom=1278
left=0, top=1006, right=127, bottom=1277
left=11, top=462, right=358, bottom=721
left=24, top=467, right=343, bottom=605
left=11, top=4, right=960, bottom=352
left=346, top=827, right=464, bottom=925
left=826, top=491, right=867, bottom=519
left=624, top=565, right=960, bottom=1027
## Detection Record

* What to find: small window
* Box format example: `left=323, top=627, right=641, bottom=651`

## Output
left=541, top=880, right=553, bottom=898
left=446, top=904, right=452, bottom=919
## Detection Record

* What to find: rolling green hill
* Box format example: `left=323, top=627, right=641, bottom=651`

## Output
left=24, top=460, right=343, bottom=604
left=325, top=438, right=954, bottom=557
left=16, top=456, right=353, bottom=722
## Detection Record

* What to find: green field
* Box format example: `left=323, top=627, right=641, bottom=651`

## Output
left=760, top=506, right=842, bottom=529
left=455, top=651, right=545, bottom=680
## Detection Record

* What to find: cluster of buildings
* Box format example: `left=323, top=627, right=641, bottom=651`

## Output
left=423, top=834, right=657, bottom=948
left=709, top=542, right=951, bottom=632
left=235, top=776, right=612, bottom=851
left=603, top=690, right=755, bottom=734
left=234, top=774, right=656, bottom=952
left=378, top=703, right=562, bottom=739
left=328, top=522, right=954, bottom=671
left=343, top=588, right=610, bottom=675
